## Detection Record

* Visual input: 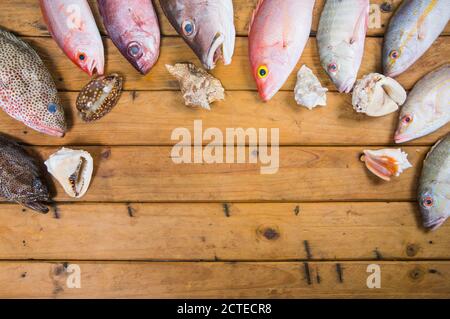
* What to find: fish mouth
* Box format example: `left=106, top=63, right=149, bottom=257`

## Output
left=338, top=77, right=356, bottom=93
left=424, top=216, right=447, bottom=231
left=87, top=58, right=105, bottom=77
left=37, top=126, right=65, bottom=138
left=394, top=132, right=414, bottom=144
left=204, top=32, right=226, bottom=70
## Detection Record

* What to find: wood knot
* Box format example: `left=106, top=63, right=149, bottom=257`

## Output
left=257, top=226, right=280, bottom=241
left=406, top=243, right=419, bottom=257
left=101, top=148, right=111, bottom=159
left=409, top=267, right=424, bottom=281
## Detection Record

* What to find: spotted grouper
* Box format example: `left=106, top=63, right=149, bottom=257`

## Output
left=0, top=28, right=67, bottom=137
left=0, top=135, right=50, bottom=213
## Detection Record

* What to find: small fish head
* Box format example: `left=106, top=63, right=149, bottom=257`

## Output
left=321, top=45, right=356, bottom=93
left=123, top=33, right=160, bottom=75
left=22, top=97, right=67, bottom=137
left=394, top=102, right=431, bottom=143
left=69, top=41, right=105, bottom=76
left=382, top=39, right=416, bottom=77
left=418, top=184, right=449, bottom=231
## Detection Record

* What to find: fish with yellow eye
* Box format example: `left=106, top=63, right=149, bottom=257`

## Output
left=248, top=0, right=315, bottom=101
left=383, top=0, right=450, bottom=77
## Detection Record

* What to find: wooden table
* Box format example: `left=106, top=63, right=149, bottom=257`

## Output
left=0, top=0, right=448, bottom=298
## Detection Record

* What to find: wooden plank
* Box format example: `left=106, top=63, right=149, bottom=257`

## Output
left=27, top=36, right=450, bottom=92
left=0, top=145, right=426, bottom=202
left=3, top=91, right=448, bottom=146
left=1, top=0, right=449, bottom=37
left=0, top=261, right=448, bottom=298
left=1, top=202, right=448, bottom=260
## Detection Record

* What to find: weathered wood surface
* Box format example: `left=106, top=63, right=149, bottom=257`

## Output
left=0, top=145, right=426, bottom=202
left=1, top=0, right=449, bottom=37
left=1, top=202, right=448, bottom=261
left=1, top=91, right=447, bottom=146
left=0, top=261, right=448, bottom=298
left=26, top=37, right=450, bottom=92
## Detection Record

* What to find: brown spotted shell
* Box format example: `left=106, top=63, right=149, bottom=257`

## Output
left=76, top=73, right=123, bottom=122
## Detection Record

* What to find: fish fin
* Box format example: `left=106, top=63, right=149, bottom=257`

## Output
left=350, top=5, right=369, bottom=44
left=249, top=0, right=265, bottom=34
left=21, top=201, right=49, bottom=214
left=0, top=27, right=42, bottom=62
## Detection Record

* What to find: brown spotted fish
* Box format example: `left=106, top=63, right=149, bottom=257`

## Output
left=76, top=74, right=123, bottom=122
left=0, top=29, right=67, bottom=137
left=0, top=135, right=50, bottom=213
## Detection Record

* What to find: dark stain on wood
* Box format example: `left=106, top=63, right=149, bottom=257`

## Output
left=21, top=272, right=27, bottom=278
left=126, top=203, right=136, bottom=217
left=406, top=243, right=419, bottom=257
left=303, top=262, right=312, bottom=285
left=22, top=240, right=26, bottom=247
left=409, top=267, right=424, bottom=281
left=303, top=240, right=312, bottom=259
left=373, top=248, right=383, bottom=260
left=294, top=205, right=300, bottom=215
left=101, top=148, right=111, bottom=160
left=52, top=203, right=60, bottom=219
left=316, top=268, right=321, bottom=284
left=222, top=203, right=230, bottom=217
left=131, top=91, right=138, bottom=102
left=263, top=227, right=280, bottom=240
left=428, top=269, right=442, bottom=275
left=336, top=263, right=344, bottom=283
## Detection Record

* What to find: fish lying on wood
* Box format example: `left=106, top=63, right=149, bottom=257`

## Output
left=395, top=64, right=450, bottom=143
left=0, top=28, right=66, bottom=137
left=317, top=0, right=369, bottom=93
left=383, top=0, right=450, bottom=77
left=160, top=0, right=235, bottom=70
left=0, top=135, right=50, bottom=213
left=418, top=134, right=450, bottom=230
left=40, top=0, right=104, bottom=76
left=249, top=0, right=315, bottom=101
left=98, top=0, right=160, bottom=75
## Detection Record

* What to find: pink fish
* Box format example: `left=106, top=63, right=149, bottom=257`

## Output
left=40, top=0, right=104, bottom=76
left=248, top=0, right=315, bottom=101
left=98, top=0, right=160, bottom=75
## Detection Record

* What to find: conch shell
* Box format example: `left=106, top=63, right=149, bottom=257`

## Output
left=45, top=148, right=93, bottom=198
left=76, top=73, right=123, bottom=122
left=352, top=73, right=406, bottom=117
left=361, top=148, right=412, bottom=181
left=294, top=65, right=328, bottom=109
left=166, top=63, right=225, bottom=110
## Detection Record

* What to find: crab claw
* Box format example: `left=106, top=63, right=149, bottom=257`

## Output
left=361, top=149, right=412, bottom=181
left=352, top=73, right=406, bottom=117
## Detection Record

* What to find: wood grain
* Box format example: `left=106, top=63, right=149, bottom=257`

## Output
left=25, top=36, right=450, bottom=92
left=0, top=261, right=448, bottom=298
left=0, top=145, right=427, bottom=202
left=1, top=202, right=448, bottom=260
left=1, top=0, right=449, bottom=37
left=2, top=91, right=448, bottom=146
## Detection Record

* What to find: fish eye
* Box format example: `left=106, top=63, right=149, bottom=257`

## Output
left=423, top=196, right=434, bottom=208
left=127, top=42, right=143, bottom=59
left=402, top=114, right=413, bottom=124
left=257, top=65, right=268, bottom=78
left=78, top=53, right=86, bottom=61
left=182, top=20, right=195, bottom=36
left=390, top=50, right=400, bottom=60
left=327, top=62, right=338, bottom=73
left=47, top=103, right=58, bottom=114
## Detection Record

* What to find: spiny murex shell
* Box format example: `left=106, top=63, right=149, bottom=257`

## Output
left=352, top=73, right=406, bottom=117
left=166, top=63, right=224, bottom=110
left=76, top=73, right=123, bottom=122
left=45, top=148, right=93, bottom=198
left=294, top=65, right=328, bottom=109
left=361, top=148, right=412, bottom=181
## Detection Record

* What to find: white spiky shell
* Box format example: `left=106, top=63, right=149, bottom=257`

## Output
left=45, top=148, right=93, bottom=198
left=294, top=65, right=328, bottom=109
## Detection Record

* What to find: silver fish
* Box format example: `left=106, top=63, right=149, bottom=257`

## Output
left=395, top=64, right=450, bottom=143
left=418, top=134, right=450, bottom=230
left=383, top=0, right=450, bottom=77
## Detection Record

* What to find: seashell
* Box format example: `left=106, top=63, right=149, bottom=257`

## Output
left=352, top=73, right=406, bottom=117
left=45, top=148, right=94, bottom=198
left=166, top=63, right=225, bottom=110
left=294, top=65, right=328, bottom=109
left=76, top=73, right=123, bottom=122
left=360, top=148, right=412, bottom=181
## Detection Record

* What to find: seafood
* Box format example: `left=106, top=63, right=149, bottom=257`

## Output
left=40, top=0, right=104, bottom=76
left=160, top=0, right=235, bottom=70
left=166, top=63, right=224, bottom=110
left=294, top=65, right=328, bottom=109
left=98, top=0, right=160, bottom=75
left=395, top=64, right=450, bottom=143
left=45, top=148, right=93, bottom=198
left=0, top=28, right=66, bottom=137
left=361, top=148, right=412, bottom=181
left=383, top=0, right=450, bottom=77
left=0, top=135, right=49, bottom=213
left=317, top=0, right=369, bottom=93
left=76, top=74, right=123, bottom=122
left=352, top=73, right=406, bottom=117
left=418, top=134, right=450, bottom=230
left=249, top=0, right=315, bottom=101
